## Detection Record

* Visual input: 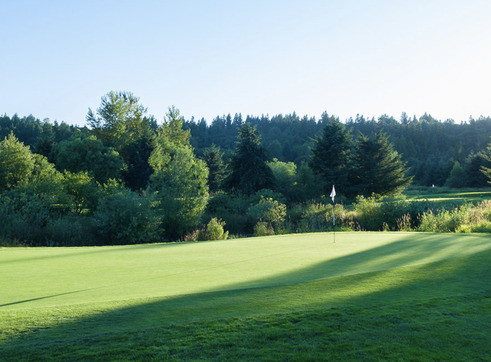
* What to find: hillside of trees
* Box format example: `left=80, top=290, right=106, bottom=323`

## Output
left=1, top=91, right=490, bottom=245
left=184, top=112, right=490, bottom=188
left=2, top=111, right=490, bottom=188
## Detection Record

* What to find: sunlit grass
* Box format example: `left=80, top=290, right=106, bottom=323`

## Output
left=1, top=232, right=490, bottom=360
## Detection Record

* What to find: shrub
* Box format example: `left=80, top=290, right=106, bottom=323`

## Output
left=92, top=191, right=161, bottom=245
left=254, top=222, right=274, bottom=236
left=0, top=190, right=54, bottom=245
left=247, top=197, right=287, bottom=225
left=200, top=218, right=229, bottom=241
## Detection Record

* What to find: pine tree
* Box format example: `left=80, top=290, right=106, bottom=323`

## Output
left=351, top=131, right=412, bottom=196
left=223, top=124, right=275, bottom=195
left=309, top=116, right=352, bottom=194
left=481, top=138, right=491, bottom=184
left=203, top=144, right=226, bottom=193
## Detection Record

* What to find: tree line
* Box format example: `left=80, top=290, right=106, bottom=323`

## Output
left=0, top=91, right=490, bottom=245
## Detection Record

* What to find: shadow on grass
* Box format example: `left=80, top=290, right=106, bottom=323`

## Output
left=1, top=233, right=490, bottom=357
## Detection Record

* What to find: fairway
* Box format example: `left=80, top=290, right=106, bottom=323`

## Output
left=1, top=232, right=490, bottom=360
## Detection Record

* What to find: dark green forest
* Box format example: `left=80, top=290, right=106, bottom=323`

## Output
left=3, top=110, right=489, bottom=188
left=1, top=91, right=490, bottom=245
left=184, top=112, right=490, bottom=188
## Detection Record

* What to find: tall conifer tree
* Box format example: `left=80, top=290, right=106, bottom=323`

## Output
left=223, top=124, right=275, bottom=195
left=351, top=131, right=412, bottom=196
left=309, top=116, right=352, bottom=194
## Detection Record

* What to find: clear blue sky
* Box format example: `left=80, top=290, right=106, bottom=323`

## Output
left=2, top=0, right=491, bottom=126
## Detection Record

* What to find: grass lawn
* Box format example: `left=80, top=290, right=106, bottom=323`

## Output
left=1, top=232, right=490, bottom=360
left=405, top=187, right=491, bottom=204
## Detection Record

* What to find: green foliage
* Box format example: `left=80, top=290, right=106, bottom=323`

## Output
left=418, top=200, right=491, bottom=233
left=199, top=217, right=229, bottom=241
left=0, top=190, right=54, bottom=245
left=253, top=221, right=275, bottom=236
left=445, top=161, right=465, bottom=187
left=204, top=192, right=251, bottom=235
left=480, top=138, right=491, bottom=184
left=51, top=131, right=124, bottom=183
left=62, top=171, right=101, bottom=215
left=86, top=91, right=157, bottom=190
left=267, top=158, right=297, bottom=201
left=158, top=106, right=191, bottom=147
left=202, top=144, right=226, bottom=193
left=0, top=132, right=35, bottom=191
left=350, top=131, right=412, bottom=196
left=223, top=124, right=275, bottom=195
left=247, top=197, right=287, bottom=230
left=290, top=202, right=347, bottom=233
left=309, top=115, right=352, bottom=194
left=87, top=91, right=150, bottom=149
left=92, top=190, right=161, bottom=245
left=149, top=146, right=209, bottom=238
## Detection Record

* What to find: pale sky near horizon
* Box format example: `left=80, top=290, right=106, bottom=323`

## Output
left=2, top=0, right=491, bottom=126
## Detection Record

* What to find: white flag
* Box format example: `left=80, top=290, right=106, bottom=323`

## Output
left=330, top=185, right=336, bottom=202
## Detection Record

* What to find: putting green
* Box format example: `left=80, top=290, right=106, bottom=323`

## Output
left=1, top=232, right=489, bottom=311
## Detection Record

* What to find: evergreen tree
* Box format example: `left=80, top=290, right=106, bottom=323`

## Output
left=445, top=161, right=465, bottom=188
left=481, top=139, right=491, bottom=184
left=223, top=124, right=275, bottom=195
left=351, top=131, right=412, bottom=196
left=309, top=115, right=352, bottom=194
left=202, top=144, right=226, bottom=193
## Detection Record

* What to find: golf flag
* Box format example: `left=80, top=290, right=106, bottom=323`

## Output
left=330, top=185, right=336, bottom=226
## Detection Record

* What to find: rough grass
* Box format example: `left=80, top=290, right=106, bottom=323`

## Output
left=1, top=232, right=490, bottom=360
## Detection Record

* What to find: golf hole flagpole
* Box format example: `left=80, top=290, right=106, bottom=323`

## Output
left=330, top=185, right=336, bottom=243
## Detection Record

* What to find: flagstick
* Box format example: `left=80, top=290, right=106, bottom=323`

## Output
left=333, top=200, right=335, bottom=243
left=330, top=185, right=336, bottom=243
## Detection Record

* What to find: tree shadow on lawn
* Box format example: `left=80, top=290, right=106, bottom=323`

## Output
left=1, top=233, right=490, bottom=356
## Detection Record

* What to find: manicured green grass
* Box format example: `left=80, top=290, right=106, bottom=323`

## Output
left=405, top=187, right=491, bottom=203
left=1, top=232, right=490, bottom=360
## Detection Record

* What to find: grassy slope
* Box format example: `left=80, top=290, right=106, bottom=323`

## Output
left=1, top=232, right=490, bottom=360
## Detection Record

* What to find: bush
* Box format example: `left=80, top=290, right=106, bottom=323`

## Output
left=92, top=191, right=161, bottom=245
left=205, top=192, right=251, bottom=234
left=254, top=222, right=275, bottom=236
left=46, top=215, right=95, bottom=246
left=199, top=218, right=229, bottom=241
left=353, top=195, right=467, bottom=231
left=0, top=190, right=54, bottom=245
left=418, top=200, right=491, bottom=233
left=292, top=202, right=348, bottom=233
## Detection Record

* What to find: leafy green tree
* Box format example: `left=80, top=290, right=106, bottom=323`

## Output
left=86, top=91, right=157, bottom=190
left=148, top=107, right=209, bottom=238
left=309, top=116, right=352, bottom=194
left=62, top=171, right=100, bottom=215
left=87, top=91, right=149, bottom=148
left=0, top=132, right=35, bottom=192
left=267, top=158, right=297, bottom=202
left=203, top=144, right=226, bottom=193
left=122, top=131, right=155, bottom=190
left=158, top=106, right=191, bottom=147
left=223, top=124, right=275, bottom=195
left=51, top=131, right=124, bottom=183
left=295, top=161, right=322, bottom=201
left=149, top=147, right=209, bottom=238
left=351, top=131, right=412, bottom=196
